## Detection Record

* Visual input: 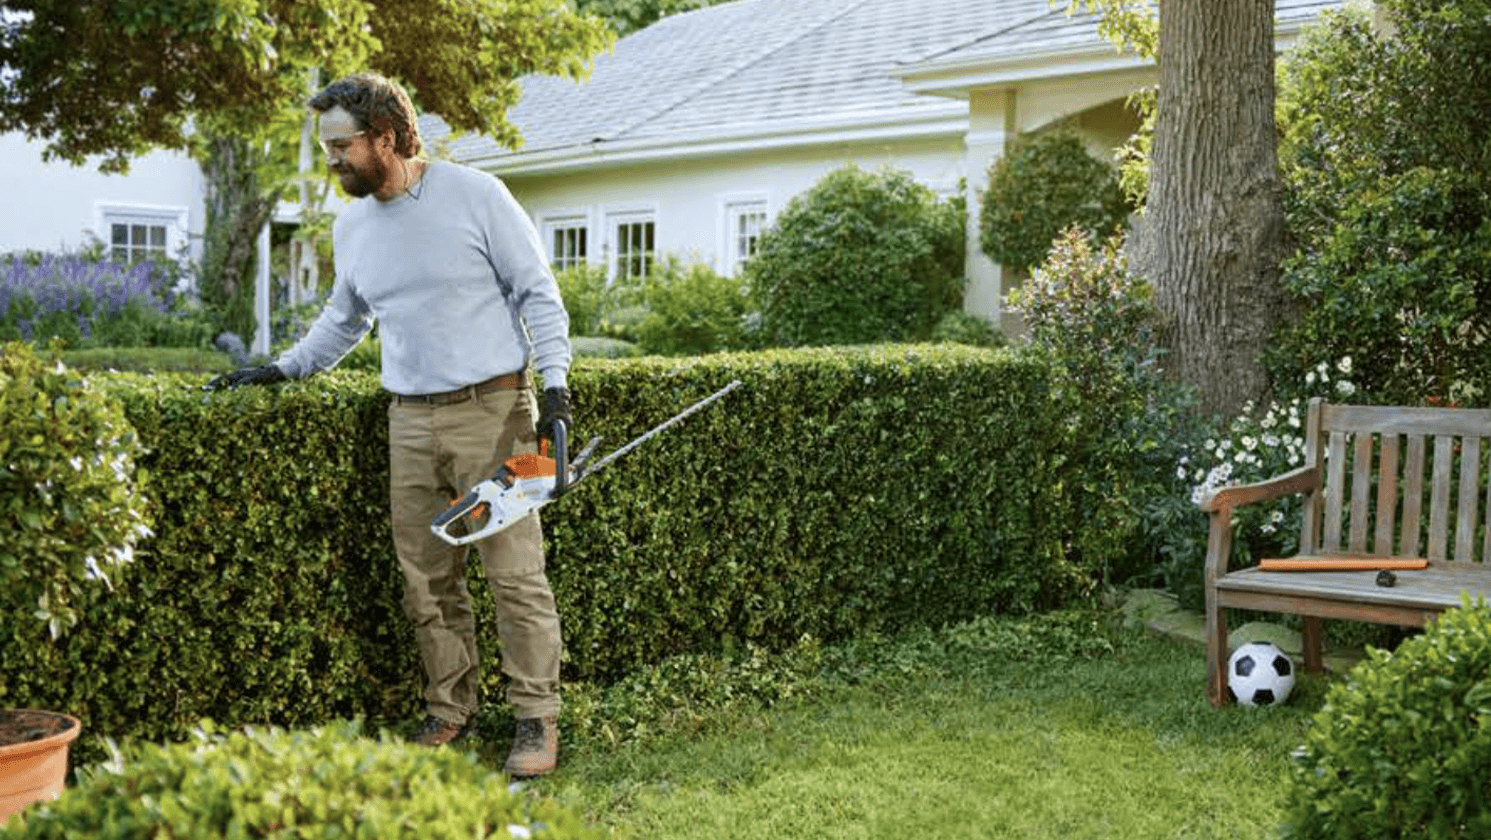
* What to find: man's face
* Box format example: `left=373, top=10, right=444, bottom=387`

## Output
left=318, top=106, right=386, bottom=199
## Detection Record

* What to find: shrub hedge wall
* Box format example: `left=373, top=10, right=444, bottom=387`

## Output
left=0, top=345, right=1077, bottom=760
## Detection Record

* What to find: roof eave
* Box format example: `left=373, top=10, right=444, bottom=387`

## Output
left=466, top=104, right=968, bottom=177
left=895, top=15, right=1320, bottom=98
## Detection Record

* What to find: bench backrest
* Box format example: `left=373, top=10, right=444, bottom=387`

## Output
left=1304, top=399, right=1491, bottom=561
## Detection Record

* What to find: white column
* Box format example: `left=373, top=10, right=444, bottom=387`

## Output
left=962, top=89, right=1016, bottom=328
left=253, top=221, right=271, bottom=357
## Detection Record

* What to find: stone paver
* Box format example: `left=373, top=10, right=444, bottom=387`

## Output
left=1119, top=588, right=1364, bottom=675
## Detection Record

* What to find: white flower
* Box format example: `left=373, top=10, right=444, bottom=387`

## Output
left=1337, top=356, right=1353, bottom=374
left=1263, top=433, right=1280, bottom=447
left=1242, top=436, right=1258, bottom=450
left=1261, top=522, right=1276, bottom=534
left=1336, top=380, right=1357, bottom=396
left=1177, top=465, right=1189, bottom=480
left=1306, top=372, right=1316, bottom=385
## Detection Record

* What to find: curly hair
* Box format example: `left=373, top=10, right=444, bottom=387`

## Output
left=309, top=72, right=423, bottom=159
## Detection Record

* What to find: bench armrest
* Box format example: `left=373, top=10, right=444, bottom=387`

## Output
left=1197, top=464, right=1319, bottom=513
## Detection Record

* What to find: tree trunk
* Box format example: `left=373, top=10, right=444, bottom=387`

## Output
left=1136, top=0, right=1289, bottom=419
left=201, top=132, right=283, bottom=343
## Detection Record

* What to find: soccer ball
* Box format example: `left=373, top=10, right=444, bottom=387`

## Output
left=1227, top=641, right=1295, bottom=707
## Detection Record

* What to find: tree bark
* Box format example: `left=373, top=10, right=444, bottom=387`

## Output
left=1136, top=0, right=1290, bottom=419
left=201, top=132, right=283, bottom=342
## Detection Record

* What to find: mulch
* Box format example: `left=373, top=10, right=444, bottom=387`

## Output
left=0, top=710, right=74, bottom=749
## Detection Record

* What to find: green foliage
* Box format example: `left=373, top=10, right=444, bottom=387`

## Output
left=1271, top=1, right=1491, bottom=405
left=572, top=336, right=642, bottom=359
left=1006, top=229, right=1201, bottom=590
left=60, top=347, right=235, bottom=374
left=1282, top=598, right=1491, bottom=839
left=1, top=719, right=606, bottom=839
left=0, top=341, right=151, bottom=640
left=0, top=0, right=613, bottom=172
left=746, top=164, right=965, bottom=347
left=929, top=310, right=1004, bottom=349
left=635, top=256, right=751, bottom=356
left=576, top=0, right=736, bottom=36
left=555, top=263, right=616, bottom=337
left=979, top=132, right=1131, bottom=273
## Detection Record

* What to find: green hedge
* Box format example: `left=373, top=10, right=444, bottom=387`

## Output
left=2, top=720, right=606, bottom=839
left=0, top=345, right=1077, bottom=760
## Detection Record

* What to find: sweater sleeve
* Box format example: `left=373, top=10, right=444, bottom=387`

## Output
left=273, top=273, right=375, bottom=379
left=483, top=177, right=572, bottom=390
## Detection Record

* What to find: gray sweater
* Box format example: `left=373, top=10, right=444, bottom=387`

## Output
left=276, top=161, right=571, bottom=393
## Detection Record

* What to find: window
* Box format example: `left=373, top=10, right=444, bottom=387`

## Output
left=543, top=217, right=589, bottom=271
left=110, top=221, right=167, bottom=262
left=96, top=204, right=189, bottom=264
left=724, top=200, right=768, bottom=276
left=608, top=213, right=655, bottom=281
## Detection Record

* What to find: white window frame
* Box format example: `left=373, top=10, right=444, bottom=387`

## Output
left=604, top=208, right=656, bottom=283
left=95, top=203, right=189, bottom=264
left=540, top=212, right=592, bottom=272
left=719, top=195, right=769, bottom=277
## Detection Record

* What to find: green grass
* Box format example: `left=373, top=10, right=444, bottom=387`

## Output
left=497, top=609, right=1328, bottom=840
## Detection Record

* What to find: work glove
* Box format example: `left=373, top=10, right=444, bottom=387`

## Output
left=204, top=364, right=286, bottom=391
left=536, top=386, right=572, bottom=442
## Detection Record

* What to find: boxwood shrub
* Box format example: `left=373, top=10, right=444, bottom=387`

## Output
left=1282, top=598, right=1491, bottom=839
left=1, top=719, right=606, bottom=839
left=0, top=344, right=1082, bottom=763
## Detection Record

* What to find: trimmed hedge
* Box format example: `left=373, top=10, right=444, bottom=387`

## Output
left=0, top=345, right=1078, bottom=761
left=2, top=719, right=605, bottom=839
left=1283, top=598, right=1491, bottom=839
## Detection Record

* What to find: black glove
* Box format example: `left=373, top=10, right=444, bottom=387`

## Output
left=536, top=386, right=572, bottom=442
left=204, top=364, right=286, bottom=391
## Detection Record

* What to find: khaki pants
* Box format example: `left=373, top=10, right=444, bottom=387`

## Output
left=388, top=386, right=561, bottom=723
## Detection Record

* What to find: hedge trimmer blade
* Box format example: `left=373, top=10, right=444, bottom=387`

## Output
left=430, top=380, right=742, bottom=545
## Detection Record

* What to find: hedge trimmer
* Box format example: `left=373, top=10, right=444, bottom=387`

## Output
left=430, top=380, right=742, bottom=546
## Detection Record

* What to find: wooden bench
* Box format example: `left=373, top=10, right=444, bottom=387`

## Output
left=1199, top=398, right=1491, bottom=706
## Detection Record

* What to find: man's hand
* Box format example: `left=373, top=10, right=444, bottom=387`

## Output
left=537, top=386, right=572, bottom=441
left=204, top=364, right=286, bottom=391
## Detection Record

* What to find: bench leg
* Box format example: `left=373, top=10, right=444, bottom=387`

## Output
left=1302, top=616, right=1324, bottom=674
left=1205, top=599, right=1230, bottom=707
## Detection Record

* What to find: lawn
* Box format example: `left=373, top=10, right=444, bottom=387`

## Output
left=510, top=609, right=1327, bottom=840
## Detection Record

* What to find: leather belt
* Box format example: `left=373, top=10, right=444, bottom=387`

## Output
left=392, top=371, right=528, bottom=406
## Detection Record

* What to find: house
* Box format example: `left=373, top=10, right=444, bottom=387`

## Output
left=0, top=128, right=332, bottom=355
left=0, top=131, right=205, bottom=265
left=426, top=0, right=1344, bottom=330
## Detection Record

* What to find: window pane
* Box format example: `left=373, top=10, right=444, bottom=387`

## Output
left=112, top=224, right=128, bottom=246
left=150, top=226, right=166, bottom=248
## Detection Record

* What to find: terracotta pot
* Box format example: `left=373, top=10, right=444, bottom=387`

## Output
left=0, top=710, right=81, bottom=825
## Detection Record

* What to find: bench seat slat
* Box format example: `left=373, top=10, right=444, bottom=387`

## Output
left=1217, top=562, right=1491, bottom=612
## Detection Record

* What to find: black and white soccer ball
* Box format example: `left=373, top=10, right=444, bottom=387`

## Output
left=1227, top=641, right=1295, bottom=707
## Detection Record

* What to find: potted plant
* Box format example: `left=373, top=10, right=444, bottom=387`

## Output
left=0, top=340, right=152, bottom=825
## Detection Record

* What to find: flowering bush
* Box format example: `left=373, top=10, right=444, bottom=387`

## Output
left=0, top=251, right=210, bottom=349
left=0, top=341, right=152, bottom=639
left=1008, top=228, right=1204, bottom=589
left=1153, top=358, right=1360, bottom=608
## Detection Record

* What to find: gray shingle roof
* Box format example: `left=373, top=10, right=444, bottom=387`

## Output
left=426, top=0, right=1344, bottom=166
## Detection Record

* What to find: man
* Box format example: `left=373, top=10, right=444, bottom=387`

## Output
left=208, top=72, right=570, bottom=778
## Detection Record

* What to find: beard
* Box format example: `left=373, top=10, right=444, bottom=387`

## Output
left=336, top=156, right=389, bottom=199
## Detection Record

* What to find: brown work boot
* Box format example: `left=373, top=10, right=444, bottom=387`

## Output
left=411, top=715, right=473, bottom=747
left=504, top=716, right=558, bottom=778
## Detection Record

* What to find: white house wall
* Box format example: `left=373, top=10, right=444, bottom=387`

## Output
left=494, top=134, right=966, bottom=279
left=0, top=132, right=206, bottom=262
